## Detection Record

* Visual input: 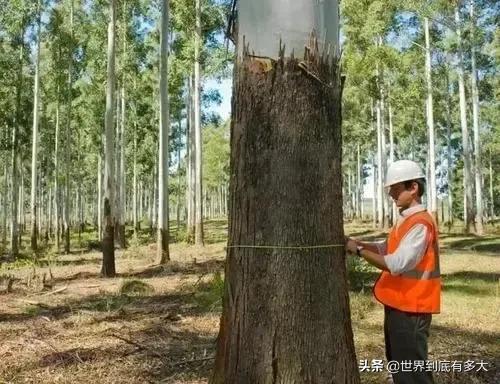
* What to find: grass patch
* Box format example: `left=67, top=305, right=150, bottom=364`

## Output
left=119, top=279, right=155, bottom=296
left=192, top=271, right=225, bottom=312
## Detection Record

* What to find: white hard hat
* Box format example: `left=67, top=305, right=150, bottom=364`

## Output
left=385, top=160, right=425, bottom=187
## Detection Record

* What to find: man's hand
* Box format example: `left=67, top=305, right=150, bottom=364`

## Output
left=345, top=238, right=358, bottom=254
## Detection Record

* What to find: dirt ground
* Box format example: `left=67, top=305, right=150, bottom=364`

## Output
left=0, top=220, right=499, bottom=383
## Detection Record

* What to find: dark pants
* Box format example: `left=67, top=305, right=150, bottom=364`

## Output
left=384, top=306, right=434, bottom=384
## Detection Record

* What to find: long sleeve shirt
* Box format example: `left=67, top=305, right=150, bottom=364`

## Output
left=373, top=205, right=428, bottom=276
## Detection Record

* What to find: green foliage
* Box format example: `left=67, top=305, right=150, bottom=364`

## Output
left=192, top=270, right=224, bottom=312
left=119, top=279, right=155, bottom=296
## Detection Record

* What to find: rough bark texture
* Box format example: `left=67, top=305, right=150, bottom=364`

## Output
left=211, top=48, right=359, bottom=383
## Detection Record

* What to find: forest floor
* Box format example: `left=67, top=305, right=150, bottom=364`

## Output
left=0, top=219, right=499, bottom=384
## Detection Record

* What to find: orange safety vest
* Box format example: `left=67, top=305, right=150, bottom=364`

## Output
left=373, top=210, right=441, bottom=314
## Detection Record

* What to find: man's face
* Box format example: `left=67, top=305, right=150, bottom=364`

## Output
left=388, top=181, right=417, bottom=209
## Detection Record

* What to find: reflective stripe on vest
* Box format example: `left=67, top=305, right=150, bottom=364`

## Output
left=400, top=235, right=441, bottom=280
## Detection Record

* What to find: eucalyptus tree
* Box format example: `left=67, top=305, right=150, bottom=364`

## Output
left=469, top=0, right=484, bottom=234
left=30, top=0, right=42, bottom=251
left=455, top=3, right=475, bottom=233
left=193, top=0, right=204, bottom=245
left=211, top=1, right=359, bottom=382
left=424, top=17, right=438, bottom=223
left=157, top=0, right=170, bottom=264
left=101, top=0, right=117, bottom=277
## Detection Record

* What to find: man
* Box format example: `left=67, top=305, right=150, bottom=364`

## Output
left=346, top=159, right=441, bottom=384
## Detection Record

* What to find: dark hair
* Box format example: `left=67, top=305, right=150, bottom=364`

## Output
left=403, top=178, right=426, bottom=197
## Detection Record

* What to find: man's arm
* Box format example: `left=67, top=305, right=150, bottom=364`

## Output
left=346, top=225, right=428, bottom=274
left=346, top=239, right=390, bottom=271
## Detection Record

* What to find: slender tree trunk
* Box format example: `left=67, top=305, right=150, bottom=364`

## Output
left=376, top=97, right=384, bottom=229
left=356, top=144, right=362, bottom=219
left=30, top=1, right=42, bottom=252
left=187, top=74, right=196, bottom=242
left=185, top=79, right=192, bottom=234
left=133, top=120, right=138, bottom=235
left=64, top=0, right=74, bottom=254
left=489, top=150, right=495, bottom=219
left=211, top=3, right=359, bottom=381
left=2, top=162, right=7, bottom=248
left=97, top=152, right=102, bottom=240
left=54, top=84, right=61, bottom=251
left=387, top=92, right=397, bottom=226
left=445, top=68, right=454, bottom=229
left=455, top=6, right=475, bottom=233
left=194, top=0, right=204, bottom=246
left=424, top=17, right=438, bottom=224
left=19, top=164, right=24, bottom=243
left=470, top=0, right=483, bottom=235
left=117, top=84, right=126, bottom=247
left=177, top=120, right=182, bottom=230
left=157, top=0, right=170, bottom=264
left=102, top=0, right=117, bottom=277
left=10, top=38, right=24, bottom=259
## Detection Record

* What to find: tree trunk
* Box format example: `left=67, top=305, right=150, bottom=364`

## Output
left=470, top=0, right=484, bottom=235
left=2, top=162, right=7, bottom=248
left=187, top=74, right=196, bottom=242
left=356, top=144, right=362, bottom=219
left=387, top=92, right=397, bottom=226
left=97, top=152, right=102, bottom=240
left=102, top=0, right=117, bottom=277
left=424, top=17, right=438, bottom=224
left=64, top=0, right=74, bottom=254
left=30, top=0, right=42, bottom=252
left=117, top=84, right=126, bottom=247
left=194, top=0, right=204, bottom=246
left=211, top=3, right=359, bottom=381
left=54, top=84, right=61, bottom=251
left=445, top=68, right=454, bottom=229
left=157, top=0, right=170, bottom=264
left=376, top=97, right=384, bottom=229
left=177, top=120, right=182, bottom=230
left=133, top=119, right=138, bottom=235
left=455, top=6, right=475, bottom=233
left=489, top=150, right=495, bottom=219
left=10, top=39, right=24, bottom=259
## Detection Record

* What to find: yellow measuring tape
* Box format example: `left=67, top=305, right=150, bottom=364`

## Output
left=226, top=244, right=344, bottom=250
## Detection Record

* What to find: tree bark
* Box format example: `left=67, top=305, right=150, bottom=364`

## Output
left=157, top=0, right=170, bottom=264
left=469, top=0, right=484, bottom=235
left=445, top=67, right=454, bottom=229
left=2, top=162, right=7, bottom=248
left=10, top=35, right=24, bottom=259
left=376, top=97, right=384, bottom=229
left=30, top=0, right=42, bottom=252
left=424, top=17, right=438, bottom=224
left=211, top=39, right=359, bottom=384
left=455, top=6, right=475, bottom=233
left=64, top=0, right=74, bottom=254
left=187, top=74, right=196, bottom=242
left=54, top=83, right=61, bottom=251
left=194, top=0, right=204, bottom=246
left=489, top=150, right=495, bottom=219
left=97, top=151, right=102, bottom=241
left=102, top=0, right=117, bottom=277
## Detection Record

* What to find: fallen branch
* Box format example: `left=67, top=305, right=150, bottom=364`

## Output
left=41, top=286, right=68, bottom=296
left=170, top=356, right=215, bottom=367
left=108, top=334, right=163, bottom=359
left=18, top=299, right=51, bottom=309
